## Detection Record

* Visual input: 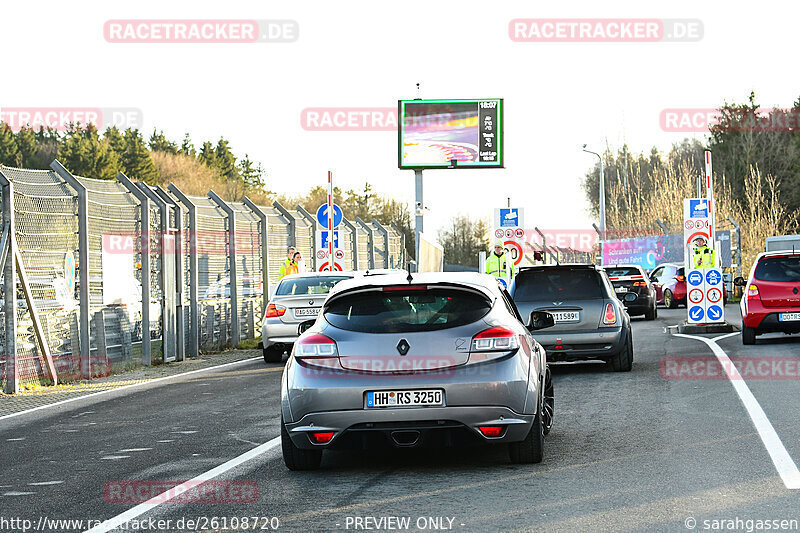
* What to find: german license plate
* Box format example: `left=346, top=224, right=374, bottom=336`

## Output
left=552, top=311, right=580, bottom=322
left=614, top=287, right=628, bottom=293
left=294, top=308, right=319, bottom=317
left=779, top=313, right=800, bottom=322
left=366, top=389, right=444, bottom=408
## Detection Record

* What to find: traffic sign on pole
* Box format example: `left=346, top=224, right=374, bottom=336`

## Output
left=315, top=203, right=343, bottom=229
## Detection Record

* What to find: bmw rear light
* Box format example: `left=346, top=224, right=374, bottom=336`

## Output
left=747, top=284, right=760, bottom=298
left=294, top=333, right=340, bottom=369
left=478, top=426, right=505, bottom=438
left=602, top=303, right=618, bottom=325
left=469, top=326, right=520, bottom=364
left=266, top=303, right=286, bottom=318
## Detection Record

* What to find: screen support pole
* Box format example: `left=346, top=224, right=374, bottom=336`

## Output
left=414, top=168, right=423, bottom=272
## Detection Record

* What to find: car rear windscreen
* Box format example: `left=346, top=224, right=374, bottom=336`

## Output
left=276, top=276, right=352, bottom=296
left=324, top=287, right=491, bottom=333
left=754, top=256, right=800, bottom=282
left=513, top=269, right=604, bottom=300
left=604, top=267, right=640, bottom=278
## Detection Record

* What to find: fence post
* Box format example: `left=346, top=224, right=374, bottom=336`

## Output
left=116, top=173, right=152, bottom=366
left=272, top=200, right=296, bottom=247
left=372, top=218, right=390, bottom=268
left=50, top=160, right=91, bottom=376
left=0, top=169, right=18, bottom=393
left=389, top=222, right=405, bottom=268
left=209, top=190, right=239, bottom=347
left=295, top=205, right=318, bottom=271
left=155, top=186, right=185, bottom=361
left=341, top=217, right=358, bottom=270
left=242, top=197, right=270, bottom=313
left=168, top=184, right=199, bottom=358
left=356, top=217, right=375, bottom=269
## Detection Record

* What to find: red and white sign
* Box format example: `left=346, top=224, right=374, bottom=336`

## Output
left=318, top=261, right=343, bottom=272
left=688, top=288, right=704, bottom=304
left=495, top=229, right=504, bottom=238
left=707, top=287, right=722, bottom=303
left=504, top=240, right=524, bottom=266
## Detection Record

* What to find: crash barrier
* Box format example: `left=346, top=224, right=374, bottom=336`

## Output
left=0, top=161, right=405, bottom=393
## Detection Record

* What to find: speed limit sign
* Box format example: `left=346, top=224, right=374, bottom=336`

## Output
left=505, top=240, right=523, bottom=266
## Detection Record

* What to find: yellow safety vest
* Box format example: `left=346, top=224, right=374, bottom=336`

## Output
left=692, top=246, right=714, bottom=268
left=279, top=257, right=295, bottom=279
left=486, top=252, right=510, bottom=278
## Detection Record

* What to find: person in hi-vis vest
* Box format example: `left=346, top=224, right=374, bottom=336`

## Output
left=486, top=239, right=512, bottom=279
left=692, top=235, right=715, bottom=268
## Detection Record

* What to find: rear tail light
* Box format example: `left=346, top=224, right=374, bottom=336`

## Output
left=478, top=426, right=504, bottom=438
left=747, top=284, right=760, bottom=298
left=294, top=333, right=340, bottom=369
left=310, top=432, right=334, bottom=444
left=602, top=303, right=617, bottom=325
left=266, top=303, right=286, bottom=318
left=675, top=275, right=686, bottom=282
left=469, top=326, right=520, bottom=364
left=633, top=281, right=647, bottom=287
left=382, top=285, right=428, bottom=292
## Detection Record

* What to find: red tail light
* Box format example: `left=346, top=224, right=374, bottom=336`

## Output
left=266, top=303, right=286, bottom=318
left=310, top=432, right=334, bottom=444
left=469, top=326, right=520, bottom=364
left=295, top=333, right=339, bottom=369
left=747, top=284, right=760, bottom=298
left=633, top=281, right=647, bottom=287
left=478, top=426, right=504, bottom=438
left=602, top=303, right=617, bottom=325
left=675, top=275, right=686, bottom=282
left=382, top=285, right=428, bottom=292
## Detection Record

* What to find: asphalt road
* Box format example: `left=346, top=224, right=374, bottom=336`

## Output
left=2, top=304, right=800, bottom=533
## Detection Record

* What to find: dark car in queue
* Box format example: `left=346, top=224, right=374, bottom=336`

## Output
left=280, top=272, right=555, bottom=470
left=736, top=251, right=800, bottom=345
left=602, top=264, right=657, bottom=320
left=509, top=264, right=633, bottom=371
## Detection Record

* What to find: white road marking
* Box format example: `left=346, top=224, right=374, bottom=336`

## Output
left=71, top=411, right=95, bottom=418
left=171, top=430, right=197, bottom=435
left=3, top=491, right=36, bottom=496
left=156, top=440, right=174, bottom=443
left=85, top=436, right=281, bottom=533
left=28, top=480, right=64, bottom=486
left=6, top=437, right=25, bottom=441
left=675, top=332, right=800, bottom=489
left=101, top=455, right=131, bottom=460
left=117, top=448, right=152, bottom=453
left=0, top=357, right=260, bottom=422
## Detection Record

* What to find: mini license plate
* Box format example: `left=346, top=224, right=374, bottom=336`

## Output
left=614, top=287, right=628, bottom=293
left=294, top=308, right=319, bottom=317
left=779, top=312, right=800, bottom=322
left=366, top=389, right=444, bottom=408
left=552, top=311, right=580, bottom=322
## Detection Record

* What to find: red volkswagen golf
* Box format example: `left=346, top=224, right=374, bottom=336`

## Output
left=736, top=251, right=800, bottom=344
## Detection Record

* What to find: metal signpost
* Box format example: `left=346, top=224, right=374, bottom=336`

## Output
left=315, top=172, right=343, bottom=271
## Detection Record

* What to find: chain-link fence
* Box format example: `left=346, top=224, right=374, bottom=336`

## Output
left=0, top=160, right=405, bottom=393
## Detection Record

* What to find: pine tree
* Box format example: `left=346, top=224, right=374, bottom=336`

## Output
left=149, top=129, right=178, bottom=154
left=198, top=141, right=216, bottom=167
left=214, top=138, right=237, bottom=180
left=0, top=123, right=21, bottom=166
left=179, top=133, right=195, bottom=157
left=121, top=128, right=159, bottom=184
left=16, top=126, right=39, bottom=168
left=58, top=124, right=121, bottom=179
left=103, top=126, right=125, bottom=155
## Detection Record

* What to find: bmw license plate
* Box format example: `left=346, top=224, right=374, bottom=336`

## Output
left=366, top=389, right=444, bottom=408
left=779, top=313, right=800, bottom=322
left=294, top=308, right=319, bottom=317
left=552, top=311, right=580, bottom=323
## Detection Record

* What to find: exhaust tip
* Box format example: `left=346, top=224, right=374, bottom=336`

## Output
left=390, top=430, right=420, bottom=447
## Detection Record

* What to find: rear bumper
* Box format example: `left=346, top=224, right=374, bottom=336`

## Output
left=532, top=327, right=625, bottom=361
left=262, top=319, right=300, bottom=347
left=621, top=294, right=655, bottom=315
left=742, top=301, right=800, bottom=333
left=284, top=406, right=534, bottom=450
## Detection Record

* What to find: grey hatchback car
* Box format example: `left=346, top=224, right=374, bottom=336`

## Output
left=280, top=272, right=555, bottom=470
left=510, top=264, right=633, bottom=371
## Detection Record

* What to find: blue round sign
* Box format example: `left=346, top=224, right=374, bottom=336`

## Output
left=689, top=305, right=705, bottom=322
left=705, top=269, right=721, bottom=286
left=497, top=278, right=508, bottom=289
left=316, top=204, right=343, bottom=229
left=687, top=270, right=703, bottom=287
left=707, top=305, right=723, bottom=321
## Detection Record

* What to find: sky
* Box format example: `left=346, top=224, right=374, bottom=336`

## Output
left=3, top=0, right=799, bottom=240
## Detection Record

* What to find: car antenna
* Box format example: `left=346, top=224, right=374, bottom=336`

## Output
left=406, top=262, right=413, bottom=282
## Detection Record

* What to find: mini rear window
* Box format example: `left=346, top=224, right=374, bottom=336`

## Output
left=324, top=287, right=491, bottom=333
left=512, top=269, right=604, bottom=301
left=755, top=257, right=800, bottom=282
left=276, top=276, right=352, bottom=296
left=604, top=267, right=641, bottom=278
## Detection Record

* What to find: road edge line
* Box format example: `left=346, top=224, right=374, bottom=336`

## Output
left=0, top=356, right=261, bottom=422
left=84, top=437, right=282, bottom=533
left=674, top=333, right=800, bottom=489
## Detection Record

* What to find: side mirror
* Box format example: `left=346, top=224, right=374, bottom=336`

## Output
left=297, top=320, right=315, bottom=335
left=528, top=311, right=555, bottom=331
left=733, top=276, right=747, bottom=287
